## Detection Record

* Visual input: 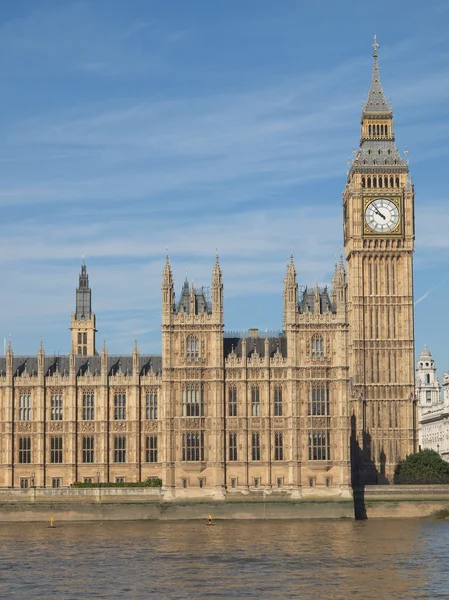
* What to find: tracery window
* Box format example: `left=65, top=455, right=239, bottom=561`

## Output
left=251, top=386, right=260, bottom=417
left=186, top=335, right=199, bottom=360
left=182, top=385, right=203, bottom=417
left=82, top=391, right=95, bottom=421
left=229, top=432, right=238, bottom=461
left=251, top=432, right=260, bottom=461
left=274, top=386, right=283, bottom=416
left=18, top=437, right=31, bottom=464
left=228, top=386, right=237, bottom=417
left=51, top=393, right=63, bottom=421
left=50, top=436, right=63, bottom=464
left=82, top=436, right=94, bottom=463
left=308, top=431, right=330, bottom=461
left=274, top=432, right=284, bottom=461
left=114, top=436, right=126, bottom=463
left=308, top=385, right=330, bottom=416
left=19, top=393, right=31, bottom=421
left=146, top=436, right=158, bottom=462
left=114, top=392, right=126, bottom=420
left=311, top=335, right=324, bottom=359
left=182, top=432, right=204, bottom=461
left=146, top=391, right=158, bottom=420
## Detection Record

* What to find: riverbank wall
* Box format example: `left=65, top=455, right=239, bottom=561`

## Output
left=0, top=485, right=448, bottom=521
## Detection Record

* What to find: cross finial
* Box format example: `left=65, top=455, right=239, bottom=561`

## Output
left=372, top=35, right=379, bottom=57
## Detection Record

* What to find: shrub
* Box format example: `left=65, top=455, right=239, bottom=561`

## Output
left=394, top=449, right=449, bottom=484
left=71, top=477, right=162, bottom=488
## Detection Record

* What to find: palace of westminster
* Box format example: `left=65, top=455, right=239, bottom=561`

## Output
left=0, top=40, right=422, bottom=496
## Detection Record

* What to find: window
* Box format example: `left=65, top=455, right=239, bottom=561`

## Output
left=425, top=374, right=430, bottom=385
left=182, top=432, right=204, bottom=461
left=51, top=394, right=63, bottom=421
left=228, top=386, right=237, bottom=417
left=83, top=333, right=87, bottom=344
left=19, top=393, right=31, bottom=421
left=78, top=346, right=82, bottom=355
left=20, top=478, right=29, bottom=489
left=50, top=436, right=63, bottom=464
left=82, top=392, right=95, bottom=421
left=84, top=477, right=93, bottom=484
left=52, top=478, right=62, bottom=489
left=426, top=390, right=432, bottom=403
left=199, top=479, right=205, bottom=488
left=277, top=477, right=283, bottom=489
left=309, top=478, right=315, bottom=488
left=251, top=432, right=260, bottom=461
left=146, top=391, right=158, bottom=420
left=312, top=335, right=324, bottom=359
left=274, top=432, right=284, bottom=461
left=274, top=386, right=283, bottom=416
left=229, top=432, right=238, bottom=461
left=251, top=386, right=260, bottom=417
left=182, top=385, right=203, bottom=417
left=254, top=477, right=260, bottom=488
left=186, top=335, right=199, bottom=360
left=114, top=436, right=126, bottom=463
left=308, top=431, right=330, bottom=461
left=114, top=393, right=126, bottom=420
left=18, top=437, right=31, bottom=464
left=82, top=436, right=95, bottom=463
left=78, top=332, right=82, bottom=344
left=146, top=436, right=158, bottom=463
left=182, top=478, right=188, bottom=488
left=308, top=385, right=330, bottom=416
left=115, top=477, right=125, bottom=484
left=325, top=478, right=331, bottom=488
left=83, top=346, right=87, bottom=356
left=231, top=478, right=237, bottom=489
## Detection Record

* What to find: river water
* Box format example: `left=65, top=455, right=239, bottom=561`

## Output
left=0, top=519, right=447, bottom=599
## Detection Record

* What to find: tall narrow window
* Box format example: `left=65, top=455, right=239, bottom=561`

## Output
left=82, top=436, right=95, bottom=463
left=19, top=394, right=31, bottom=421
left=308, top=431, right=330, bottom=461
left=251, top=432, right=260, bottom=461
left=182, top=432, right=204, bottom=461
left=146, top=391, right=158, bottom=420
left=114, top=436, right=126, bottom=463
left=308, top=385, right=330, bottom=416
left=274, top=386, right=283, bottom=416
left=229, top=432, right=237, bottom=461
left=50, top=436, right=63, bottom=464
left=78, top=332, right=82, bottom=344
left=83, top=332, right=87, bottom=344
left=312, top=335, right=324, bottom=359
left=82, top=392, right=95, bottom=421
left=51, top=393, right=63, bottom=421
left=18, top=437, right=31, bottom=464
left=251, top=386, right=260, bottom=417
left=146, top=436, right=158, bottom=462
left=228, top=386, right=237, bottom=417
left=114, top=393, right=126, bottom=420
left=274, top=432, right=284, bottom=461
left=186, top=335, right=199, bottom=360
left=182, top=385, right=203, bottom=417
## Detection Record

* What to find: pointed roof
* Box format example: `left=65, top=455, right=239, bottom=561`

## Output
left=419, top=345, right=432, bottom=360
left=162, top=253, right=173, bottom=284
left=212, top=252, right=222, bottom=282
left=285, top=253, right=296, bottom=280
left=363, top=36, right=390, bottom=116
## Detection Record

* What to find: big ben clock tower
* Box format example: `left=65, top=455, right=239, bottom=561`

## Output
left=344, top=37, right=416, bottom=483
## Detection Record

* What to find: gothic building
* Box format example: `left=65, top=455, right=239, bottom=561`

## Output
left=0, top=39, right=417, bottom=495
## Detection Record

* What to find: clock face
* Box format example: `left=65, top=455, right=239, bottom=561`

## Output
left=365, top=198, right=400, bottom=233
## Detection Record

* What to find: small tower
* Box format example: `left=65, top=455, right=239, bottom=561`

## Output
left=416, top=346, right=441, bottom=413
left=162, top=254, right=175, bottom=324
left=331, top=255, right=347, bottom=318
left=211, top=253, right=223, bottom=324
left=283, top=254, right=298, bottom=330
left=70, top=260, right=97, bottom=356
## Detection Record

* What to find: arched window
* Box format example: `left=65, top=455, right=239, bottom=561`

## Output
left=373, top=176, right=377, bottom=187
left=395, top=177, right=400, bottom=187
left=308, top=384, right=330, bottom=416
left=78, top=332, right=82, bottom=344
left=83, top=333, right=87, bottom=344
left=390, top=177, right=394, bottom=187
left=384, top=177, right=388, bottom=187
left=311, top=335, right=324, bottom=359
left=182, top=384, right=203, bottom=417
left=425, top=374, right=430, bottom=385
left=379, top=177, right=383, bottom=188
left=186, top=335, right=199, bottom=360
left=83, top=346, right=87, bottom=356
left=274, top=386, right=282, bottom=416
left=145, top=390, right=158, bottom=420
left=361, top=177, right=366, bottom=188
left=228, top=385, right=237, bottom=417
left=367, top=177, right=371, bottom=188
left=251, top=386, right=260, bottom=417
left=78, top=346, right=82, bottom=355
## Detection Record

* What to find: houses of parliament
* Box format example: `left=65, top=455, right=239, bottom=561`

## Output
left=0, top=39, right=416, bottom=496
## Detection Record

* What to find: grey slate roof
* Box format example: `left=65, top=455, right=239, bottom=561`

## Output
left=299, top=287, right=334, bottom=314
left=224, top=336, right=287, bottom=359
left=0, top=355, right=162, bottom=377
left=363, top=53, right=390, bottom=116
left=176, top=279, right=211, bottom=315
left=353, top=140, right=405, bottom=168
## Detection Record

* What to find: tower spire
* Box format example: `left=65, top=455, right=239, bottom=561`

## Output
left=363, top=35, right=390, bottom=116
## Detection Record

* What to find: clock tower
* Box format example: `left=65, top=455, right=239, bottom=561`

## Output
left=344, top=37, right=416, bottom=483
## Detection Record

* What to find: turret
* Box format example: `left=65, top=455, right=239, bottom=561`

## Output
left=331, top=255, right=347, bottom=317
left=283, top=254, right=298, bottom=329
left=162, top=254, right=175, bottom=324
left=416, top=346, right=441, bottom=412
left=212, top=253, right=223, bottom=323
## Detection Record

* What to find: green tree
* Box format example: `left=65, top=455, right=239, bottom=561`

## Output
left=394, top=449, right=449, bottom=484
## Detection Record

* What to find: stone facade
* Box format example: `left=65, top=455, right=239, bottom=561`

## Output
left=0, top=40, right=417, bottom=495
left=416, top=346, right=449, bottom=460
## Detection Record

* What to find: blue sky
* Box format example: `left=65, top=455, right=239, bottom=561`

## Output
left=1, top=0, right=449, bottom=378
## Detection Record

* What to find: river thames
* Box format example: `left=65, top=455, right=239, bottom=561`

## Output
left=0, top=519, right=448, bottom=599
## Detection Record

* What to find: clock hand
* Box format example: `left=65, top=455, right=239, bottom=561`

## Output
left=374, top=206, right=386, bottom=220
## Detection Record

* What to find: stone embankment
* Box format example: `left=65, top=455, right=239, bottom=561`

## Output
left=0, top=485, right=448, bottom=521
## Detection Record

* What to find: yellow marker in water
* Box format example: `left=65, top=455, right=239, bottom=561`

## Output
left=50, top=516, right=54, bottom=528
